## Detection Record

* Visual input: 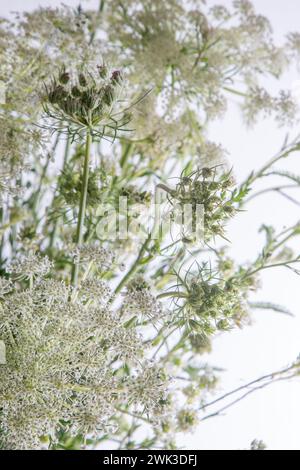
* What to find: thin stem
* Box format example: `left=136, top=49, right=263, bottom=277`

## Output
left=48, top=135, right=71, bottom=251
left=29, top=131, right=61, bottom=217
left=245, top=184, right=299, bottom=204
left=152, top=325, right=180, bottom=359
left=0, top=206, right=5, bottom=266
left=89, top=0, right=106, bottom=45
left=114, top=234, right=151, bottom=294
left=115, top=406, right=150, bottom=424
left=71, top=130, right=92, bottom=287
left=199, top=363, right=297, bottom=413
left=71, top=261, right=94, bottom=303
left=245, top=258, right=300, bottom=279
left=201, top=375, right=296, bottom=422
left=157, top=291, right=187, bottom=300
left=223, top=86, right=248, bottom=98
left=120, top=142, right=133, bottom=168
left=248, top=138, right=300, bottom=186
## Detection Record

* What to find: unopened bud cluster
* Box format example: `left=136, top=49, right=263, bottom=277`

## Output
left=161, top=167, right=237, bottom=240
left=44, top=65, right=129, bottom=136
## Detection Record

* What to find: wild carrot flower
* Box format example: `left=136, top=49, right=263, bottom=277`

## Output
left=122, top=276, right=164, bottom=321
left=0, top=278, right=169, bottom=449
left=43, top=65, right=132, bottom=141
left=71, top=244, right=116, bottom=270
left=6, top=253, right=53, bottom=282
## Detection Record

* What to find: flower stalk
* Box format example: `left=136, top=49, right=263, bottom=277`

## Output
left=71, top=128, right=92, bottom=287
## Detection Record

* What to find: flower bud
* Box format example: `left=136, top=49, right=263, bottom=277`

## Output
left=59, top=71, right=70, bottom=85
left=201, top=167, right=214, bottom=178
left=111, top=70, right=123, bottom=86
left=71, top=86, right=82, bottom=98
left=97, top=64, right=108, bottom=79
left=78, top=73, right=87, bottom=87
left=82, top=90, right=94, bottom=109
left=103, top=84, right=115, bottom=106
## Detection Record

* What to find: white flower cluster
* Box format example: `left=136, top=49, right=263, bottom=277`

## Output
left=125, top=365, right=170, bottom=416
left=122, top=276, right=163, bottom=322
left=287, top=32, right=300, bottom=62
left=78, top=278, right=112, bottom=305
left=197, top=140, right=228, bottom=167
left=0, top=276, right=169, bottom=449
left=243, top=86, right=298, bottom=126
left=0, top=278, right=13, bottom=297
left=103, top=0, right=298, bottom=142
left=71, top=244, right=116, bottom=270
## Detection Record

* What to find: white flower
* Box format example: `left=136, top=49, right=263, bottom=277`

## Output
left=6, top=253, right=53, bottom=281
left=79, top=278, right=112, bottom=305
left=197, top=140, right=228, bottom=167
left=122, top=276, right=164, bottom=321
left=71, top=244, right=115, bottom=270
left=126, top=365, right=170, bottom=415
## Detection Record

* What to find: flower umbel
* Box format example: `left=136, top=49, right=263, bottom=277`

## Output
left=6, top=253, right=53, bottom=282
left=43, top=65, right=132, bottom=141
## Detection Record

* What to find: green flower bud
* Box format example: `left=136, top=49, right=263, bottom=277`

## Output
left=59, top=71, right=70, bottom=85
left=71, top=85, right=82, bottom=98
left=111, top=70, right=123, bottom=86
left=103, top=84, right=114, bottom=106
left=78, top=73, right=87, bottom=87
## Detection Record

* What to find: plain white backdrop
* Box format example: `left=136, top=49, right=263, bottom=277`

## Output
left=1, top=0, right=299, bottom=450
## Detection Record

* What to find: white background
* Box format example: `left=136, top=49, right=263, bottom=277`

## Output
left=1, top=0, right=300, bottom=450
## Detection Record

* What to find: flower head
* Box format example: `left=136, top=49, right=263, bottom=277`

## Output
left=0, top=279, right=168, bottom=449
left=43, top=65, right=131, bottom=141
left=0, top=278, right=13, bottom=298
left=71, top=244, right=117, bottom=271
left=6, top=253, right=53, bottom=281
left=122, top=276, right=163, bottom=321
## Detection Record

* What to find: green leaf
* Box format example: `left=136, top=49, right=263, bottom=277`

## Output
left=123, top=315, right=138, bottom=328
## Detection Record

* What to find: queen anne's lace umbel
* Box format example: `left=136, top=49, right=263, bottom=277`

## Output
left=0, top=278, right=169, bottom=449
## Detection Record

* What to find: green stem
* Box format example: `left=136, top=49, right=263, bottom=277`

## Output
left=115, top=406, right=150, bottom=424
left=244, top=259, right=300, bottom=279
left=71, top=261, right=93, bottom=303
left=71, top=130, right=92, bottom=287
left=247, top=139, right=300, bottom=186
left=114, top=234, right=151, bottom=294
left=49, top=136, right=71, bottom=252
left=31, top=131, right=61, bottom=217
left=156, top=291, right=187, bottom=300
left=223, top=86, right=248, bottom=98
left=0, top=207, right=4, bottom=266
left=89, top=0, right=106, bottom=45
left=120, top=142, right=133, bottom=168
